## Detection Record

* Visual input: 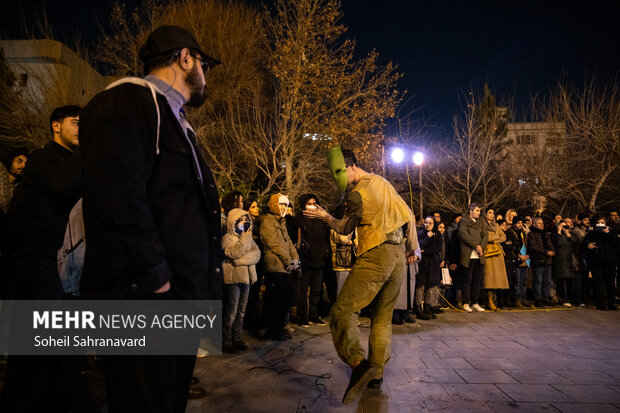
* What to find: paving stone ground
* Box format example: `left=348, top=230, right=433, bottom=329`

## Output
left=189, top=307, right=620, bottom=413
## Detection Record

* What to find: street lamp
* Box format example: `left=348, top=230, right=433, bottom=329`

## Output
left=388, top=147, right=425, bottom=221
left=412, top=152, right=424, bottom=222
left=390, top=147, right=405, bottom=164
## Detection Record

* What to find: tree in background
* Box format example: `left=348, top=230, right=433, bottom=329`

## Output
left=253, top=0, right=402, bottom=203
left=542, top=77, right=619, bottom=214
left=425, top=85, right=514, bottom=213
left=0, top=48, right=36, bottom=154
left=95, top=0, right=402, bottom=206
left=1, top=13, right=100, bottom=154
left=512, top=77, right=620, bottom=215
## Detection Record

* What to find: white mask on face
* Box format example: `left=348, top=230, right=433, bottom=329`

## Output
left=278, top=195, right=289, bottom=217
left=595, top=223, right=606, bottom=227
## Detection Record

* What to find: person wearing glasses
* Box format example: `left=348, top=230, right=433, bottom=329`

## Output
left=78, top=26, right=222, bottom=412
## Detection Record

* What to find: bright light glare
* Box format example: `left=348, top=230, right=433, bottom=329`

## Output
left=390, top=148, right=405, bottom=164
left=413, top=151, right=424, bottom=166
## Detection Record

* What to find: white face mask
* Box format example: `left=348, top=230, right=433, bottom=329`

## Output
left=306, top=204, right=317, bottom=210
left=279, top=206, right=287, bottom=217
left=595, top=223, right=606, bottom=227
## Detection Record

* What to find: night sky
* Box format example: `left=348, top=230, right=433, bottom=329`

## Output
left=2, top=0, right=619, bottom=136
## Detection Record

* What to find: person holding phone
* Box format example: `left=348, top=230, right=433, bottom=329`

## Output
left=222, top=208, right=261, bottom=352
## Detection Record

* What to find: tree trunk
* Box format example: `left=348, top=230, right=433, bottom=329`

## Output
left=588, top=165, right=616, bottom=214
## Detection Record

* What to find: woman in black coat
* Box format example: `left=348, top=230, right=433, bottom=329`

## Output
left=584, top=216, right=619, bottom=310
left=415, top=216, right=442, bottom=319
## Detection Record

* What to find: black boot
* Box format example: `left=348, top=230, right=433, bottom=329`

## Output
left=423, top=304, right=436, bottom=319
left=402, top=310, right=416, bottom=323
left=455, top=290, right=463, bottom=309
left=416, top=304, right=431, bottom=320
left=430, top=306, right=444, bottom=314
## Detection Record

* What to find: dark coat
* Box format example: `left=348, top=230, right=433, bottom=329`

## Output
left=294, top=214, right=330, bottom=269
left=446, top=224, right=461, bottom=266
left=458, top=216, right=488, bottom=267
left=6, top=142, right=81, bottom=299
left=527, top=227, right=555, bottom=267
left=584, top=227, right=619, bottom=267
left=417, top=228, right=442, bottom=288
left=502, top=227, right=521, bottom=265
left=552, top=232, right=574, bottom=279
left=79, top=82, right=223, bottom=300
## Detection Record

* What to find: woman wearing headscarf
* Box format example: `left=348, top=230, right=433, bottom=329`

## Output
left=414, top=216, right=442, bottom=320
left=482, top=207, right=509, bottom=311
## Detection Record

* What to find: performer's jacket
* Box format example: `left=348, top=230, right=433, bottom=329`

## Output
left=79, top=82, right=223, bottom=300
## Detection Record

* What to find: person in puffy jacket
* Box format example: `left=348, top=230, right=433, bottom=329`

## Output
left=260, top=194, right=300, bottom=340
left=222, top=208, right=261, bottom=353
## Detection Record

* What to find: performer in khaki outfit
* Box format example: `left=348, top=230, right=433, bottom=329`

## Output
left=304, top=146, right=418, bottom=404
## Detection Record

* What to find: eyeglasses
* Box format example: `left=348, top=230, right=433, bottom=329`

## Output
left=190, top=53, right=209, bottom=73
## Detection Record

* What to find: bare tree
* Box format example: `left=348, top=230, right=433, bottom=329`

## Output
left=515, top=77, right=620, bottom=214
left=426, top=86, right=515, bottom=214
left=547, top=77, right=619, bottom=213
left=96, top=0, right=271, bottom=194
left=1, top=12, right=102, bottom=154
left=256, top=0, right=402, bottom=203
left=95, top=0, right=403, bottom=207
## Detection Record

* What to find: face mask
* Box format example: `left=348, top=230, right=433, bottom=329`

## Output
left=327, top=146, right=348, bottom=192
left=595, top=223, right=606, bottom=230
left=235, top=223, right=245, bottom=235
left=306, top=204, right=317, bottom=210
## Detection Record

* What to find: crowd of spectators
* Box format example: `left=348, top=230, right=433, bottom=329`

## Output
left=217, top=191, right=620, bottom=353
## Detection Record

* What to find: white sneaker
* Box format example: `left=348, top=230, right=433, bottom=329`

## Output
left=472, top=303, right=485, bottom=312
left=462, top=304, right=473, bottom=313
left=563, top=302, right=572, bottom=307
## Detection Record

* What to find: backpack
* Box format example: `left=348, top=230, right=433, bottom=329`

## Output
left=57, top=198, right=84, bottom=296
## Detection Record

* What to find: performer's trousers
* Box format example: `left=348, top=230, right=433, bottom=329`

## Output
left=329, top=243, right=405, bottom=379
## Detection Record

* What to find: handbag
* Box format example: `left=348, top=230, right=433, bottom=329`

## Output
left=441, top=267, right=452, bottom=285
left=484, top=242, right=502, bottom=258
left=334, top=244, right=354, bottom=268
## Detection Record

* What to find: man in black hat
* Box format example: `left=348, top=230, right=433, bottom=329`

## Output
left=79, top=26, right=222, bottom=413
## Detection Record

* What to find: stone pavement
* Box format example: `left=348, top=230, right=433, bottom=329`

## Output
left=189, top=307, right=620, bottom=413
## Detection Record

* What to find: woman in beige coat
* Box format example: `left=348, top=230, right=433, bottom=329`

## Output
left=482, top=208, right=509, bottom=311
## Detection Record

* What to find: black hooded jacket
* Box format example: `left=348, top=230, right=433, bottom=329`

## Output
left=294, top=193, right=330, bottom=268
left=79, top=82, right=223, bottom=300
